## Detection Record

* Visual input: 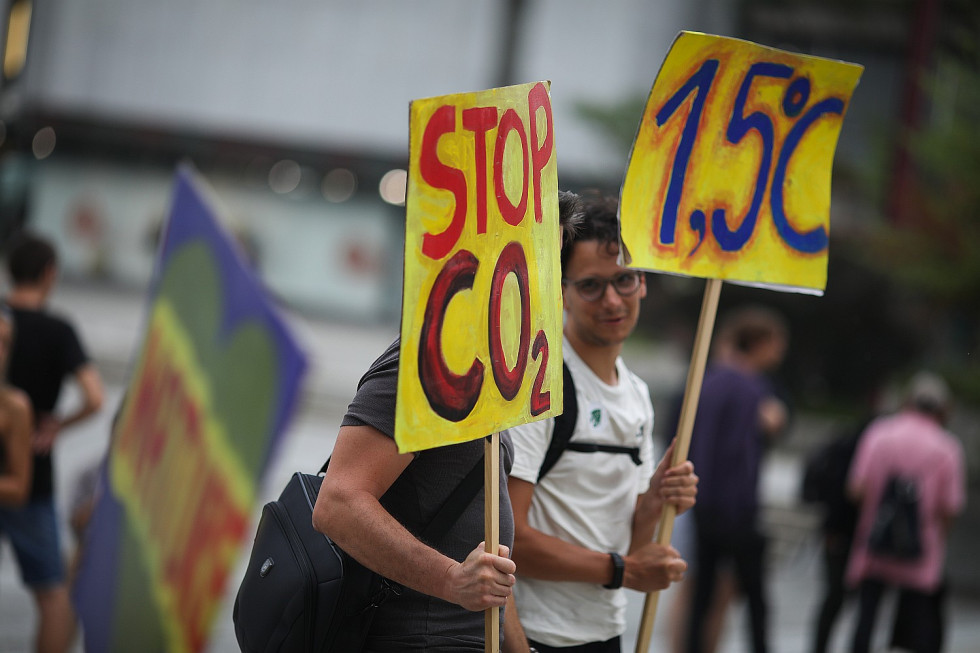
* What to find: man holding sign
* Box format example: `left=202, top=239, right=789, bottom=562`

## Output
left=314, top=80, right=581, bottom=651
left=313, top=192, right=583, bottom=652
left=506, top=194, right=699, bottom=652
left=313, top=338, right=520, bottom=650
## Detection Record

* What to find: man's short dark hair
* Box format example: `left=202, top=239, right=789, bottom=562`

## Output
left=6, top=232, right=57, bottom=285
left=560, top=191, right=620, bottom=276
left=557, top=190, right=583, bottom=248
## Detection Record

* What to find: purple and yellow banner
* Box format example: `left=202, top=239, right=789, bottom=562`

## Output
left=621, top=32, right=863, bottom=294
left=397, top=82, right=562, bottom=452
left=73, top=167, right=308, bottom=652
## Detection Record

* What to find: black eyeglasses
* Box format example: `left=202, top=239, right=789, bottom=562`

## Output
left=561, top=271, right=642, bottom=302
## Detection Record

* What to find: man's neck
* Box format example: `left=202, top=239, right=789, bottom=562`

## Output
left=5, top=286, right=48, bottom=310
left=566, top=332, right=622, bottom=385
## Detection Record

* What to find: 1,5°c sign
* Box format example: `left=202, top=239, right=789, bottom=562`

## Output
left=621, top=31, right=863, bottom=294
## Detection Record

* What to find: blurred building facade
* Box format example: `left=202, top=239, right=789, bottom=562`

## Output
left=0, top=0, right=738, bottom=321
left=0, top=0, right=971, bottom=414
left=2, top=0, right=978, bottom=596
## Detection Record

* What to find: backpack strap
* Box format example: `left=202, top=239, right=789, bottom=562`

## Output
left=317, top=450, right=486, bottom=545
left=537, top=362, right=577, bottom=482
left=565, top=442, right=641, bottom=466
left=536, top=361, right=644, bottom=482
left=421, top=452, right=486, bottom=542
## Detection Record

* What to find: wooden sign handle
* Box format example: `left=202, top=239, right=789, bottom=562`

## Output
left=634, top=278, right=722, bottom=652
left=485, top=432, right=501, bottom=653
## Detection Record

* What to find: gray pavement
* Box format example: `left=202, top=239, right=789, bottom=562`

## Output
left=2, top=282, right=979, bottom=652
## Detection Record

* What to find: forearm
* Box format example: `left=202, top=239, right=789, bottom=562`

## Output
left=512, top=526, right=615, bottom=585
left=630, top=488, right=662, bottom=552
left=314, top=488, right=457, bottom=602
left=0, top=476, right=29, bottom=505
left=59, top=365, right=104, bottom=431
left=0, top=394, right=32, bottom=504
left=631, top=454, right=698, bottom=553
left=502, top=594, right=531, bottom=653
left=55, top=405, right=99, bottom=432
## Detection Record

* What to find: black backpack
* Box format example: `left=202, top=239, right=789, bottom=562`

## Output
left=536, top=362, right=642, bottom=482
left=868, top=474, right=923, bottom=561
left=233, top=455, right=485, bottom=652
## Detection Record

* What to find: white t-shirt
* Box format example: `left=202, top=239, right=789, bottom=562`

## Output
left=506, top=339, right=656, bottom=647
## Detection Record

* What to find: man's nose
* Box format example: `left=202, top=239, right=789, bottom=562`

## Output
left=600, top=282, right=623, bottom=305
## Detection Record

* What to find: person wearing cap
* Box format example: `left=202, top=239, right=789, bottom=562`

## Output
left=846, top=372, right=966, bottom=653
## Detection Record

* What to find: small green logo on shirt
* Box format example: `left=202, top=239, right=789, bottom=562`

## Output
left=590, top=408, right=602, bottom=427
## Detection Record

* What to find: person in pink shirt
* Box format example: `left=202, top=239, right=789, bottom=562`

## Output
left=846, top=372, right=965, bottom=653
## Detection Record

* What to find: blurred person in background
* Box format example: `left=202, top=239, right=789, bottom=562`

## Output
left=1, top=232, right=105, bottom=653
left=685, top=306, right=789, bottom=653
left=846, top=372, right=965, bottom=653
left=0, top=305, right=33, bottom=506
left=664, top=318, right=759, bottom=653
left=801, top=388, right=882, bottom=653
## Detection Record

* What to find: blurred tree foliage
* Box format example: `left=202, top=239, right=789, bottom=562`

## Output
left=573, top=94, right=648, bottom=164
left=860, top=1, right=980, bottom=402
left=572, top=3, right=979, bottom=410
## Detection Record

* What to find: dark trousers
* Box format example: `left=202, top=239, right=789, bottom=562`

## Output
left=812, top=533, right=854, bottom=653
left=851, top=578, right=946, bottom=653
left=687, top=517, right=768, bottom=653
left=528, top=635, right=621, bottom=652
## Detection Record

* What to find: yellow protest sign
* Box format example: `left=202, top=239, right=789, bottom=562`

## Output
left=621, top=31, right=863, bottom=294
left=396, top=82, right=562, bottom=453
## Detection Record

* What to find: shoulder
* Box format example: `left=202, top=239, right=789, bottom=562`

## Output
left=703, top=364, right=751, bottom=389
left=360, top=338, right=400, bottom=379
left=14, top=305, right=74, bottom=327
left=23, top=308, right=81, bottom=341
left=617, top=358, right=648, bottom=389
left=854, top=416, right=892, bottom=452
left=937, top=428, right=965, bottom=462
left=506, top=417, right=551, bottom=444
left=343, top=338, right=400, bottom=438
left=352, top=338, right=400, bottom=396
left=618, top=362, right=653, bottom=404
left=0, top=386, right=31, bottom=427
left=6, top=386, right=30, bottom=412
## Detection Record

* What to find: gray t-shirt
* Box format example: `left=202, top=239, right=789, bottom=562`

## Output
left=341, top=338, right=515, bottom=651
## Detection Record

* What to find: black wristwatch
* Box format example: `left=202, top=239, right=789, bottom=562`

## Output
left=603, top=552, right=625, bottom=589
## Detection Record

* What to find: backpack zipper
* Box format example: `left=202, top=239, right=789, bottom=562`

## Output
left=268, top=500, right=318, bottom=651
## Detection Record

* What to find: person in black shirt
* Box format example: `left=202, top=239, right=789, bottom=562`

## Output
left=801, top=418, right=865, bottom=653
left=1, top=232, right=104, bottom=653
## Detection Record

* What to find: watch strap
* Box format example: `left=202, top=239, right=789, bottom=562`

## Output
left=603, top=552, right=625, bottom=589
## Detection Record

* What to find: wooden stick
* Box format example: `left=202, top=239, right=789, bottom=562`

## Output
left=485, top=432, right=501, bottom=653
left=634, top=278, right=722, bottom=653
